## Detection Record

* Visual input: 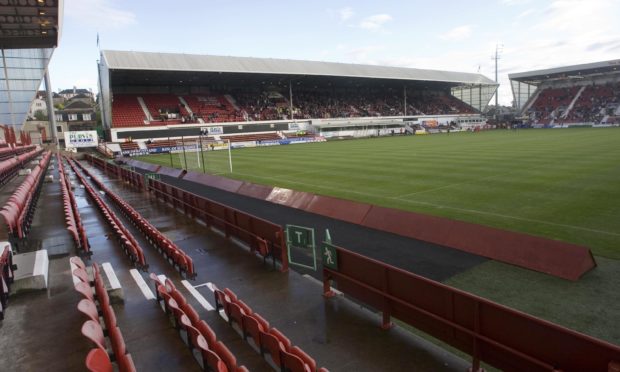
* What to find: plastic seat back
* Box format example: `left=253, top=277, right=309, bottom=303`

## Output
left=74, top=282, right=94, bottom=301
left=85, top=348, right=113, bottom=372
left=291, top=346, right=316, bottom=372
left=215, top=341, right=237, bottom=372
left=81, top=320, right=106, bottom=351
left=259, top=329, right=286, bottom=367
left=196, top=320, right=217, bottom=347
left=77, top=299, right=99, bottom=323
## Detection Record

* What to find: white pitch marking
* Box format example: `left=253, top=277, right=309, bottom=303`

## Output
left=182, top=280, right=215, bottom=311
left=206, top=282, right=216, bottom=292
left=101, top=262, right=122, bottom=289
left=192, top=282, right=211, bottom=289
left=130, top=269, right=155, bottom=300
left=303, top=274, right=343, bottom=296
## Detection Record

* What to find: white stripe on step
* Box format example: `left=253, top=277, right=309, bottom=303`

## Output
left=181, top=280, right=215, bottom=311
left=130, top=269, right=155, bottom=300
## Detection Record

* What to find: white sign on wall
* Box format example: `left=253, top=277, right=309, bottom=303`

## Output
left=200, top=126, right=224, bottom=136
left=65, top=130, right=98, bottom=148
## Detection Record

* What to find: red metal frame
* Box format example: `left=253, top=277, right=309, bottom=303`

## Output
left=323, top=245, right=619, bottom=371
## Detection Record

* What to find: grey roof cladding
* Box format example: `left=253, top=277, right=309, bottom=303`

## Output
left=509, top=59, right=620, bottom=80
left=101, top=50, right=496, bottom=86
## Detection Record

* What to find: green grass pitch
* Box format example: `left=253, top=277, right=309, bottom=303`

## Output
left=136, top=128, right=620, bottom=344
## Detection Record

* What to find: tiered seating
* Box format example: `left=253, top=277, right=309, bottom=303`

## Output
left=97, top=144, right=114, bottom=159
left=0, top=151, right=51, bottom=239
left=529, top=86, right=580, bottom=124
left=58, top=155, right=90, bottom=256
left=565, top=82, right=620, bottom=123
left=72, top=257, right=136, bottom=372
left=183, top=95, right=243, bottom=123
left=142, top=94, right=185, bottom=122
left=119, top=142, right=140, bottom=152
left=111, top=94, right=147, bottom=128
left=0, top=147, right=41, bottom=186
left=65, top=157, right=147, bottom=269
left=0, top=145, right=36, bottom=162
left=150, top=274, right=248, bottom=372
left=0, top=244, right=15, bottom=320
left=146, top=139, right=177, bottom=149
left=214, top=286, right=328, bottom=372
left=221, top=133, right=281, bottom=143
left=72, top=161, right=194, bottom=278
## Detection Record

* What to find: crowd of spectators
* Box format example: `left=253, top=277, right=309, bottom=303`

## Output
left=232, top=88, right=477, bottom=121
left=114, top=88, right=478, bottom=127
left=527, top=82, right=620, bottom=125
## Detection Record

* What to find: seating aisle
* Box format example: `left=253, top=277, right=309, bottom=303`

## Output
left=62, top=157, right=204, bottom=371
left=82, top=159, right=470, bottom=372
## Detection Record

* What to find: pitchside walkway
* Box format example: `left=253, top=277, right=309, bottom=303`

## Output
left=82, top=160, right=470, bottom=371
left=128, top=166, right=487, bottom=282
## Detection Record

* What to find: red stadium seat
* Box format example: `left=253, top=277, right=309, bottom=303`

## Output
left=109, top=326, right=127, bottom=358
left=282, top=349, right=309, bottom=372
left=81, top=320, right=106, bottom=351
left=85, top=348, right=113, bottom=372
left=196, top=320, right=217, bottom=347
left=118, top=353, right=137, bottom=372
left=242, top=313, right=266, bottom=348
left=181, top=302, right=201, bottom=325
left=75, top=282, right=95, bottom=302
left=77, top=299, right=100, bottom=323
left=214, top=341, right=237, bottom=372
left=259, top=329, right=288, bottom=368
left=291, top=346, right=316, bottom=372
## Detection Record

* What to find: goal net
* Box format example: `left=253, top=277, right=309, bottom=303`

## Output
left=176, top=138, right=232, bottom=174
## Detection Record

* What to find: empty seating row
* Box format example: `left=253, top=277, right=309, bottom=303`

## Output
left=73, top=160, right=195, bottom=278
left=0, top=144, right=37, bottom=162
left=111, top=94, right=148, bottom=128
left=150, top=274, right=247, bottom=372
left=214, top=287, right=328, bottom=372
left=0, top=147, right=44, bottom=187
left=65, top=157, right=147, bottom=269
left=0, top=244, right=15, bottom=320
left=71, top=257, right=136, bottom=372
left=58, top=155, right=90, bottom=256
left=220, top=133, right=281, bottom=143
left=0, top=151, right=51, bottom=240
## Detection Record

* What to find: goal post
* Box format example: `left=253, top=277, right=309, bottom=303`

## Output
left=176, top=137, right=232, bottom=174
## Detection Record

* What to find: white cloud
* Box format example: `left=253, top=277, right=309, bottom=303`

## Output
left=439, top=25, right=473, bottom=41
left=66, top=0, right=136, bottom=29
left=339, top=7, right=354, bottom=22
left=359, top=14, right=392, bottom=31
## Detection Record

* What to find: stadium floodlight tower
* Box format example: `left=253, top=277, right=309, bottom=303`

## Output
left=0, top=0, right=63, bottom=145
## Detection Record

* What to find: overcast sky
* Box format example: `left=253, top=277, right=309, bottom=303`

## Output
left=47, top=0, right=620, bottom=106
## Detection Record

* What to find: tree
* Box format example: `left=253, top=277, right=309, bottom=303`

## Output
left=34, top=110, right=48, bottom=121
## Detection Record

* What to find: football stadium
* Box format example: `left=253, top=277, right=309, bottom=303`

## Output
left=1, top=1, right=619, bottom=372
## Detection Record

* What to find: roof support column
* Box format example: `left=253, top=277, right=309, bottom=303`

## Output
left=44, top=71, right=59, bottom=146
left=289, top=80, right=294, bottom=121
left=403, top=85, right=407, bottom=116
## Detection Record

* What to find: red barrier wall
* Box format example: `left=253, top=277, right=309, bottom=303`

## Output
left=157, top=165, right=185, bottom=179
left=146, top=178, right=288, bottom=272
left=125, top=158, right=596, bottom=280
left=125, top=159, right=160, bottom=173
left=182, top=171, right=243, bottom=193
left=237, top=182, right=274, bottom=200
left=324, top=247, right=620, bottom=372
